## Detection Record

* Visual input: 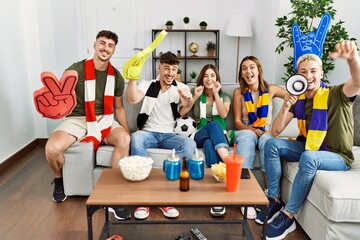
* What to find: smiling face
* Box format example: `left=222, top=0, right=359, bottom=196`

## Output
left=93, top=37, right=116, bottom=62
left=202, top=68, right=217, bottom=89
left=297, top=57, right=323, bottom=93
left=158, top=63, right=178, bottom=86
left=241, top=59, right=259, bottom=89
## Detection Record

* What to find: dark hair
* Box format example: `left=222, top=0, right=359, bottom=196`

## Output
left=159, top=51, right=180, bottom=65
left=96, top=30, right=118, bottom=45
left=238, top=56, right=269, bottom=94
left=196, top=64, right=222, bottom=94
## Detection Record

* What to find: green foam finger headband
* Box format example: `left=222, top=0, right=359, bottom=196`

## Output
left=123, top=30, right=167, bottom=80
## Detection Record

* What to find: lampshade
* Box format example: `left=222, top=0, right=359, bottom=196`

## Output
left=225, top=14, right=253, bottom=37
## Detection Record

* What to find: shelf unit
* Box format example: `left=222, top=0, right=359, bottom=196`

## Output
left=151, top=29, right=220, bottom=84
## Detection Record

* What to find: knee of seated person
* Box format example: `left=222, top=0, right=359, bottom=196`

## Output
left=263, top=137, right=279, bottom=151
left=114, top=133, right=131, bottom=148
left=235, top=129, right=257, bottom=142
left=299, top=151, right=317, bottom=169
left=207, top=121, right=221, bottom=128
left=45, top=140, right=65, bottom=159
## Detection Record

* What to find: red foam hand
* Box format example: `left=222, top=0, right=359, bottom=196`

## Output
left=33, top=70, right=78, bottom=119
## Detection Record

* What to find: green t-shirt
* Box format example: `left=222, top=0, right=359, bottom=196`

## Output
left=191, top=88, right=231, bottom=122
left=290, top=84, right=355, bottom=165
left=66, top=60, right=124, bottom=116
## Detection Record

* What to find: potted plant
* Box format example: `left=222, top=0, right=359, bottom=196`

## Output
left=206, top=41, right=216, bottom=57
left=175, top=68, right=182, bottom=82
left=183, top=17, right=190, bottom=29
left=189, top=71, right=197, bottom=83
left=177, top=50, right=181, bottom=57
left=165, top=20, right=174, bottom=30
left=199, top=21, right=207, bottom=30
left=275, top=0, right=356, bottom=83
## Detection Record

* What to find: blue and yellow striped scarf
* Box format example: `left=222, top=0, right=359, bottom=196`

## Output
left=294, top=81, right=329, bottom=151
left=244, top=88, right=269, bottom=131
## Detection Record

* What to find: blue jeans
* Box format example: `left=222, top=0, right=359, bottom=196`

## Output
left=131, top=130, right=196, bottom=160
left=194, top=121, right=229, bottom=168
left=234, top=130, right=273, bottom=171
left=265, top=138, right=350, bottom=214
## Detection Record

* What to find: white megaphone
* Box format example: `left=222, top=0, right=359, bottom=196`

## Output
left=286, top=74, right=308, bottom=96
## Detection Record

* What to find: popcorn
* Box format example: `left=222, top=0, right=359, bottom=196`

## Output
left=211, top=162, right=226, bottom=182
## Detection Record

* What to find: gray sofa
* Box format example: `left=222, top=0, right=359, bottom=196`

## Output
left=62, top=82, right=360, bottom=239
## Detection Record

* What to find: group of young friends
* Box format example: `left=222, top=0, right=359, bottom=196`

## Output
left=44, top=30, right=360, bottom=240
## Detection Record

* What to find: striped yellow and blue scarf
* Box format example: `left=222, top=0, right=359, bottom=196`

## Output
left=294, top=81, right=329, bottom=151
left=244, top=88, right=269, bottom=131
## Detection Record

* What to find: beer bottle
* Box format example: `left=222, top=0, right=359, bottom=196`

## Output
left=179, top=157, right=190, bottom=191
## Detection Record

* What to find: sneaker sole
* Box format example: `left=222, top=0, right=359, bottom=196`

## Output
left=158, top=207, right=179, bottom=218
left=52, top=196, right=67, bottom=203
left=108, top=208, right=131, bottom=221
left=266, top=221, right=296, bottom=240
left=255, top=209, right=281, bottom=225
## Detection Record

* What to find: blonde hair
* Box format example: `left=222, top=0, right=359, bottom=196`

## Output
left=296, top=54, right=322, bottom=69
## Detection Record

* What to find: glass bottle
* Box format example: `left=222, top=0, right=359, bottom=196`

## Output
left=179, top=157, right=190, bottom=191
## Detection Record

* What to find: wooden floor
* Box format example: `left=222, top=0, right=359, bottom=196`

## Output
left=0, top=144, right=311, bottom=240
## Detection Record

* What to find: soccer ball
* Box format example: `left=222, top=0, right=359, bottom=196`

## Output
left=174, top=116, right=197, bottom=137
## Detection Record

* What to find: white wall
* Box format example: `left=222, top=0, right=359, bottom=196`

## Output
left=1, top=0, right=359, bottom=164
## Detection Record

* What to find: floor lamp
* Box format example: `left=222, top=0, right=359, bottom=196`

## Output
left=225, top=15, right=253, bottom=82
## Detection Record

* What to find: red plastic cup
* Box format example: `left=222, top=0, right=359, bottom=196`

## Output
left=225, top=155, right=243, bottom=192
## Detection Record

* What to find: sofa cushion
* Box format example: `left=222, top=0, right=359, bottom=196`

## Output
left=282, top=146, right=360, bottom=222
left=96, top=145, right=114, bottom=167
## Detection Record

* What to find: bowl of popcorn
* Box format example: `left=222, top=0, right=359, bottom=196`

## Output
left=119, top=156, right=154, bottom=181
left=211, top=162, right=226, bottom=182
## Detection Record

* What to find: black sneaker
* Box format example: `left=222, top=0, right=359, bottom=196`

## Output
left=51, top=178, right=67, bottom=202
left=255, top=197, right=283, bottom=225
left=210, top=207, right=226, bottom=216
left=108, top=207, right=131, bottom=220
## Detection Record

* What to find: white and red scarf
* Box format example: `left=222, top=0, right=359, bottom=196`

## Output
left=80, top=58, right=115, bottom=151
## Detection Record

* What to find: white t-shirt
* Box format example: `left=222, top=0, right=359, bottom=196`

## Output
left=137, top=79, right=189, bottom=133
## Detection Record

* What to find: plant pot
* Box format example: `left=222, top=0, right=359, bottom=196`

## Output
left=184, top=24, right=188, bottom=30
left=166, top=25, right=173, bottom=30
left=200, top=26, right=207, bottom=30
left=175, top=73, right=182, bottom=82
left=207, top=49, right=215, bottom=57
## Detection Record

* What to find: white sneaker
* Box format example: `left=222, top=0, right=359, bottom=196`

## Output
left=241, top=207, right=257, bottom=219
left=134, top=207, right=150, bottom=220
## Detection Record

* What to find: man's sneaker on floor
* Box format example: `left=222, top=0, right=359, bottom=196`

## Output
left=108, top=207, right=131, bottom=220
left=134, top=207, right=150, bottom=220
left=158, top=207, right=179, bottom=218
left=255, top=197, right=283, bottom=225
left=51, top=178, right=67, bottom=202
left=266, top=211, right=296, bottom=240
left=241, top=207, right=257, bottom=219
left=210, top=207, right=226, bottom=216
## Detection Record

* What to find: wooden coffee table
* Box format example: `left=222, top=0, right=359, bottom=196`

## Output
left=86, top=168, right=269, bottom=240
